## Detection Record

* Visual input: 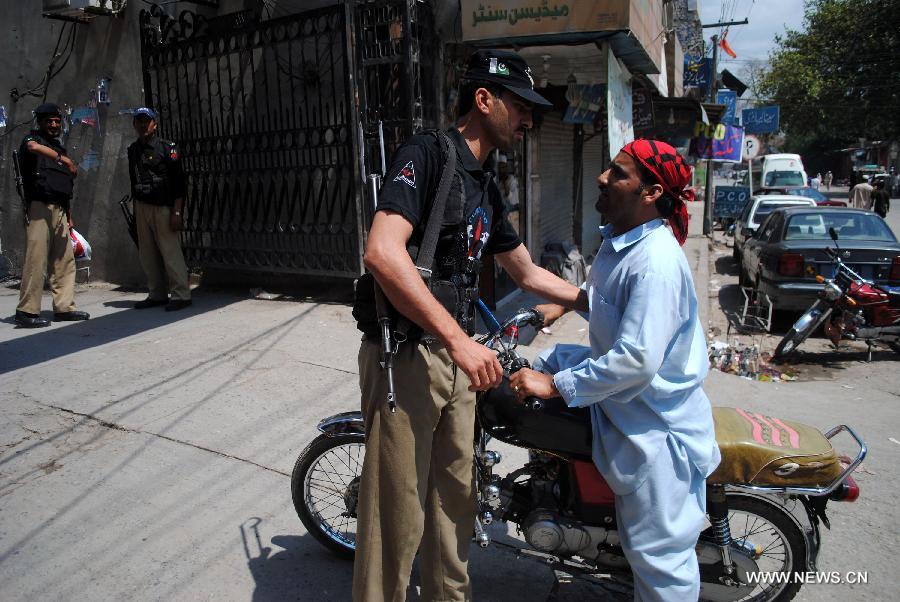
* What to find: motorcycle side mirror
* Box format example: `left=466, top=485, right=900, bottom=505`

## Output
left=829, top=227, right=838, bottom=241
left=741, top=227, right=754, bottom=239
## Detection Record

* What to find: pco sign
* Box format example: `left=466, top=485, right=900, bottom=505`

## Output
left=713, top=186, right=751, bottom=218
left=695, top=122, right=728, bottom=140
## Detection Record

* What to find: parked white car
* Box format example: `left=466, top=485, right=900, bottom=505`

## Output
left=732, top=195, right=817, bottom=261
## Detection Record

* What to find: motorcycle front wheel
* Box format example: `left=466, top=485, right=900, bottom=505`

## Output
left=291, top=433, right=364, bottom=559
left=773, top=301, right=831, bottom=360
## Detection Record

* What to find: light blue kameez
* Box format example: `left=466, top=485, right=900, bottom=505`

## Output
left=534, top=219, right=720, bottom=601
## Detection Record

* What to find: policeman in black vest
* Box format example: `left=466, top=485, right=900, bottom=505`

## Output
left=351, top=51, right=589, bottom=601
left=14, top=102, right=89, bottom=328
left=127, top=107, right=191, bottom=311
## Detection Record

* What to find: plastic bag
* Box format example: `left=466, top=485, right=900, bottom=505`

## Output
left=70, top=228, right=92, bottom=261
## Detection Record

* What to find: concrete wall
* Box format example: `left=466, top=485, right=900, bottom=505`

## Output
left=1, top=1, right=148, bottom=284
left=0, top=0, right=320, bottom=284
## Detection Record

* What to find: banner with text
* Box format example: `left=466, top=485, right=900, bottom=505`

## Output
left=716, top=89, right=737, bottom=125
left=607, top=53, right=634, bottom=157
left=683, top=55, right=711, bottom=92
left=689, top=122, right=745, bottom=163
left=713, top=186, right=751, bottom=218
left=742, top=106, right=780, bottom=134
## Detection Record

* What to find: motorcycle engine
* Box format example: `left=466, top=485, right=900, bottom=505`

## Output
left=522, top=509, right=620, bottom=560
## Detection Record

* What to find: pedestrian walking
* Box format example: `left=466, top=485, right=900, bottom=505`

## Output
left=849, top=180, right=874, bottom=210
left=14, top=102, right=90, bottom=328
left=812, top=172, right=822, bottom=190
left=127, top=107, right=192, bottom=311
left=511, top=139, right=720, bottom=601
left=872, top=179, right=890, bottom=218
left=351, top=50, right=585, bottom=602
left=824, top=170, right=833, bottom=191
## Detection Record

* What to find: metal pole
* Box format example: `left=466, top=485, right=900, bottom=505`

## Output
left=703, top=34, right=720, bottom=236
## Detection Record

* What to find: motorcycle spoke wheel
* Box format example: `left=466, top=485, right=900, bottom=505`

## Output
left=724, top=496, right=805, bottom=602
left=291, top=433, right=365, bottom=559
left=773, top=303, right=829, bottom=360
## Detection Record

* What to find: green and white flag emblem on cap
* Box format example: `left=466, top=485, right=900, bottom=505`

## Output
left=488, top=57, right=510, bottom=76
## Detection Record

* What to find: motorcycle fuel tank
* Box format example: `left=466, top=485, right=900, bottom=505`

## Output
left=478, top=375, right=593, bottom=460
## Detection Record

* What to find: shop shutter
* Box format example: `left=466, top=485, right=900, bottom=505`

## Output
left=537, top=117, right=574, bottom=251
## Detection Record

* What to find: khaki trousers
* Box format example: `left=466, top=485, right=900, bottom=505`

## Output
left=17, top=201, right=76, bottom=315
left=135, top=202, right=190, bottom=301
left=353, top=340, right=476, bottom=602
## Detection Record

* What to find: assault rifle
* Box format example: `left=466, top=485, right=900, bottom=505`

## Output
left=370, top=121, right=397, bottom=412
left=11, top=150, right=30, bottom=227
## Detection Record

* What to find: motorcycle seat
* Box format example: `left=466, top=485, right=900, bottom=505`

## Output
left=708, top=407, right=843, bottom=488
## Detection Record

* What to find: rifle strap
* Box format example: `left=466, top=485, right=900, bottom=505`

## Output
left=413, top=130, right=458, bottom=278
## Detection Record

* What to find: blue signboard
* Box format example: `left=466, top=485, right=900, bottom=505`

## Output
left=742, top=106, right=780, bottom=134
left=690, top=123, right=745, bottom=163
left=716, top=90, right=737, bottom=125
left=683, top=55, right=711, bottom=91
left=714, top=186, right=751, bottom=218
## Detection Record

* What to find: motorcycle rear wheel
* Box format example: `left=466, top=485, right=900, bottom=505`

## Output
left=713, top=496, right=806, bottom=602
left=773, top=301, right=831, bottom=360
left=291, top=433, right=364, bottom=559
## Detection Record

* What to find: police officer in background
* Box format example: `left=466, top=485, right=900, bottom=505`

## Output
left=14, top=102, right=90, bottom=328
left=127, top=107, right=192, bottom=311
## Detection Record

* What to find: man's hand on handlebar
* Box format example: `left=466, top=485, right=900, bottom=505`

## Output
left=448, top=336, right=504, bottom=392
left=534, top=303, right=568, bottom=328
left=509, top=368, right=558, bottom=402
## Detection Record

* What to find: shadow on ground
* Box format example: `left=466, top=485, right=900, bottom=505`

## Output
left=0, top=290, right=242, bottom=374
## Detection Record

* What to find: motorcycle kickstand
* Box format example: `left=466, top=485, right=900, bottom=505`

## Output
left=546, top=568, right=574, bottom=601
left=867, top=340, right=873, bottom=362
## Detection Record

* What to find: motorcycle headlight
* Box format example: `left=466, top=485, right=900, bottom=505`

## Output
left=824, top=282, right=843, bottom=301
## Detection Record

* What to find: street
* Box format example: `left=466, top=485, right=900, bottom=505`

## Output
left=2, top=195, right=897, bottom=601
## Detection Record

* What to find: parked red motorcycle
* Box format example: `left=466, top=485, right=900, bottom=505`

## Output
left=292, top=306, right=865, bottom=601
left=774, top=227, right=900, bottom=360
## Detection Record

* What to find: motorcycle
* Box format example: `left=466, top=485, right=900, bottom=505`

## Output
left=773, top=227, right=900, bottom=360
left=292, top=306, right=865, bottom=601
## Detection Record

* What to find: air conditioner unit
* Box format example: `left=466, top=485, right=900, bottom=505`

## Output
left=42, top=0, right=126, bottom=21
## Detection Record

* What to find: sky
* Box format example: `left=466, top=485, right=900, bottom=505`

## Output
left=698, top=0, right=807, bottom=68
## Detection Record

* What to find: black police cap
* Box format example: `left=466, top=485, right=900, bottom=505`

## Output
left=34, top=103, right=62, bottom=118
left=463, top=50, right=551, bottom=107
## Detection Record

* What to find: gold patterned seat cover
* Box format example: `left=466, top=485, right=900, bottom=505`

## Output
left=708, top=407, right=843, bottom=487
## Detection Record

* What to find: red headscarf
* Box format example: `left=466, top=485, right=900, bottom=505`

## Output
left=621, top=139, right=693, bottom=246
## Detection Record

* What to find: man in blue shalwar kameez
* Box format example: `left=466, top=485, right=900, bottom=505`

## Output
left=510, top=139, right=721, bottom=601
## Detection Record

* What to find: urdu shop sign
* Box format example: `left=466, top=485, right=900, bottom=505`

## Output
left=462, top=1, right=627, bottom=40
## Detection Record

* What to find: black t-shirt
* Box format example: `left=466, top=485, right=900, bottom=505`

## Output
left=378, top=127, right=521, bottom=255
left=353, top=127, right=522, bottom=334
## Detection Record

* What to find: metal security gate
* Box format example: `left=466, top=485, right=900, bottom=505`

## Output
left=139, top=4, right=364, bottom=277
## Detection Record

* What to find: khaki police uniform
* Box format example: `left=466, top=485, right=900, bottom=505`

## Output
left=16, top=130, right=77, bottom=316
left=127, top=135, right=190, bottom=302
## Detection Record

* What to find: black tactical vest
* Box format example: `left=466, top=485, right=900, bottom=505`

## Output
left=130, top=138, right=176, bottom=206
left=353, top=130, right=487, bottom=339
left=19, top=131, right=74, bottom=204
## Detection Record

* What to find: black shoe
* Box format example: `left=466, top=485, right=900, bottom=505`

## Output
left=54, top=311, right=90, bottom=322
left=165, top=299, right=192, bottom=312
left=15, top=311, right=50, bottom=328
left=134, top=297, right=168, bottom=310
